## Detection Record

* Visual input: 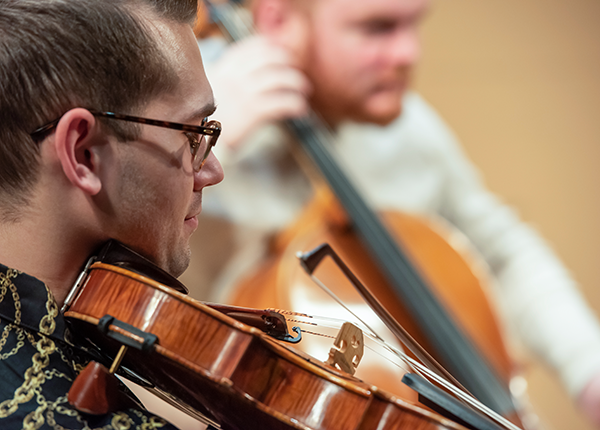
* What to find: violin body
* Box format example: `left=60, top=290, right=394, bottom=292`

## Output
left=65, top=258, right=467, bottom=430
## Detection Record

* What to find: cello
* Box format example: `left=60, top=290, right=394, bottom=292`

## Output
left=201, top=1, right=534, bottom=427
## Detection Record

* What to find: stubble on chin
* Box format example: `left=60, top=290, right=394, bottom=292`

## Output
left=166, top=244, right=192, bottom=279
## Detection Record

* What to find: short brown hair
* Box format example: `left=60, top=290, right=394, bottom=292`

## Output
left=0, top=0, right=197, bottom=219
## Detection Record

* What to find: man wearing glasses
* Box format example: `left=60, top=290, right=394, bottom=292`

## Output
left=0, top=0, right=222, bottom=428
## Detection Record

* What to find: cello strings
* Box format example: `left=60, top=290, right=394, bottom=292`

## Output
left=303, top=273, right=522, bottom=430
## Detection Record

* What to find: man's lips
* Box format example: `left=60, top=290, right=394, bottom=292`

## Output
left=185, top=207, right=201, bottom=221
left=185, top=211, right=200, bottom=220
left=185, top=205, right=202, bottom=229
left=374, top=77, right=407, bottom=94
left=185, top=196, right=203, bottom=223
left=184, top=214, right=199, bottom=231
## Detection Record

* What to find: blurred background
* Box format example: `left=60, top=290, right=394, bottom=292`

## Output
left=413, top=0, right=600, bottom=428
left=183, top=0, right=600, bottom=428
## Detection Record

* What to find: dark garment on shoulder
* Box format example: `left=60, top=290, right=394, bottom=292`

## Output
left=0, top=264, right=179, bottom=429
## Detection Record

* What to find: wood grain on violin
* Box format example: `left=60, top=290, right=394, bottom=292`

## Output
left=65, top=258, right=468, bottom=430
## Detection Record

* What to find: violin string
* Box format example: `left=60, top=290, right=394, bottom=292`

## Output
left=361, top=323, right=522, bottom=430
left=272, top=304, right=458, bottom=381
left=279, top=308, right=502, bottom=381
left=270, top=308, right=351, bottom=326
left=304, top=273, right=522, bottom=430
left=272, top=308, right=433, bottom=375
left=280, top=277, right=388, bottom=345
left=295, top=325, right=414, bottom=376
left=287, top=320, right=414, bottom=376
left=277, top=309, right=453, bottom=391
left=297, top=329, right=335, bottom=339
left=288, top=307, right=514, bottom=426
left=273, top=310, right=415, bottom=374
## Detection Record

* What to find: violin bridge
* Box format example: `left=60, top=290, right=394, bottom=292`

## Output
left=326, top=322, right=364, bottom=376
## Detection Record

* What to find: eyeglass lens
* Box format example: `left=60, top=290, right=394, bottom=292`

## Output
left=192, top=121, right=219, bottom=172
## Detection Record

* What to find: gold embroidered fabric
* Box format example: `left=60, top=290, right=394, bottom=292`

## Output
left=0, top=264, right=178, bottom=430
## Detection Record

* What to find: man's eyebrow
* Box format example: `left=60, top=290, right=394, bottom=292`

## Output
left=186, top=102, right=217, bottom=123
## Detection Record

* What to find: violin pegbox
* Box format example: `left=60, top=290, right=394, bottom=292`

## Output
left=326, top=322, right=364, bottom=376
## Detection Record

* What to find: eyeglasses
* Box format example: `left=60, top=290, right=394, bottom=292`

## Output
left=30, top=110, right=221, bottom=172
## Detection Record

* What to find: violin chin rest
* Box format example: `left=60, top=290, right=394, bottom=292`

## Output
left=68, top=361, right=121, bottom=415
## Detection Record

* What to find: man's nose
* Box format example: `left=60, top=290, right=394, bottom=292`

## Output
left=390, top=26, right=421, bottom=67
left=194, top=152, right=224, bottom=190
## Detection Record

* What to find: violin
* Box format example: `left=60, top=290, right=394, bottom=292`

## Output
left=62, top=240, right=510, bottom=430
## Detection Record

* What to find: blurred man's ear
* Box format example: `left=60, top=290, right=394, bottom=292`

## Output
left=253, top=0, right=311, bottom=63
left=254, top=0, right=296, bottom=38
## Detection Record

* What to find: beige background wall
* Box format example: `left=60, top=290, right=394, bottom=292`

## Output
left=413, top=1, right=600, bottom=429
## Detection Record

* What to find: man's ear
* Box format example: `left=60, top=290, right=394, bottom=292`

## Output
left=53, top=108, right=103, bottom=196
left=253, top=0, right=297, bottom=38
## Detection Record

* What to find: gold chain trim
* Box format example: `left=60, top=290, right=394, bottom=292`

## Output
left=0, top=324, right=26, bottom=359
